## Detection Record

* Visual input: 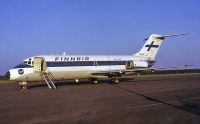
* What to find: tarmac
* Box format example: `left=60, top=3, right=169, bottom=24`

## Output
left=0, top=73, right=200, bottom=124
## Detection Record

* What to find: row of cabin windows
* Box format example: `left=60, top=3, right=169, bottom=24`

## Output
left=46, top=61, right=126, bottom=67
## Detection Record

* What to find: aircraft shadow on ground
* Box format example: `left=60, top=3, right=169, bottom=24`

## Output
left=113, top=85, right=200, bottom=116
left=28, top=78, right=160, bottom=89
left=28, top=78, right=135, bottom=89
left=120, top=77, right=162, bottom=83
left=28, top=80, right=110, bottom=89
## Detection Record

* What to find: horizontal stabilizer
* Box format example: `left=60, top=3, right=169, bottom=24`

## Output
left=163, top=33, right=190, bottom=38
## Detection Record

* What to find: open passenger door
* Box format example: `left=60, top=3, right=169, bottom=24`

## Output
left=33, top=57, right=47, bottom=73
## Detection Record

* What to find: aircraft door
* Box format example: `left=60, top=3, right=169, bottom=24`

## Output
left=94, top=61, right=98, bottom=67
left=33, top=57, right=47, bottom=73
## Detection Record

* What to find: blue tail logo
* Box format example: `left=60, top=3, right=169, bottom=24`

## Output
left=145, top=41, right=159, bottom=51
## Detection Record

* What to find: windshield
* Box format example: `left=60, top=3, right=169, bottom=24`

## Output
left=14, top=64, right=32, bottom=68
left=14, top=58, right=33, bottom=68
left=23, top=61, right=28, bottom=64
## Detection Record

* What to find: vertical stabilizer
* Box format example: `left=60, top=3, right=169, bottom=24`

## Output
left=134, top=33, right=189, bottom=60
left=134, top=34, right=165, bottom=60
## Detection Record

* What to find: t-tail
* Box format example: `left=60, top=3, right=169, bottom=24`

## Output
left=134, top=33, right=189, bottom=61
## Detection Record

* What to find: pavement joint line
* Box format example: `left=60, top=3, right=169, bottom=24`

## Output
left=112, top=84, right=200, bottom=116
left=127, top=96, right=200, bottom=110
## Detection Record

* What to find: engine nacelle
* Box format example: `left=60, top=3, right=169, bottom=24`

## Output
left=125, top=60, right=149, bottom=69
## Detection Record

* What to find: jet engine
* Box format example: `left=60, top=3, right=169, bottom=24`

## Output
left=125, top=60, right=149, bottom=69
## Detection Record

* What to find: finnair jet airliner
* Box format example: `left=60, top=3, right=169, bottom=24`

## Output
left=6, top=33, right=188, bottom=89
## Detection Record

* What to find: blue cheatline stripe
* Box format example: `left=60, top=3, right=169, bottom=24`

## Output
left=13, top=61, right=127, bottom=68
left=46, top=61, right=127, bottom=67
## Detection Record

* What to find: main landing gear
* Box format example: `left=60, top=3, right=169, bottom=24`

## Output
left=90, top=77, right=119, bottom=84
left=111, top=77, right=119, bottom=84
left=91, top=79, right=98, bottom=84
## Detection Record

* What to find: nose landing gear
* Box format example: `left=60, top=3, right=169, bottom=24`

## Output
left=19, top=82, right=28, bottom=90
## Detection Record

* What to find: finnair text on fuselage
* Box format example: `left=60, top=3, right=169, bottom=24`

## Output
left=55, top=56, right=90, bottom=61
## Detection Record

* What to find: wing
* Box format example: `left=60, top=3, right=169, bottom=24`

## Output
left=90, top=64, right=195, bottom=77
left=90, top=68, right=152, bottom=77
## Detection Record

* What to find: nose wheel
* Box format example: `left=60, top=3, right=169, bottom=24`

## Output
left=19, top=82, right=28, bottom=90
left=21, top=85, right=28, bottom=90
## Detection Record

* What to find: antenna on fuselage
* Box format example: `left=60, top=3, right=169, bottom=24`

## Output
left=63, top=52, right=66, bottom=56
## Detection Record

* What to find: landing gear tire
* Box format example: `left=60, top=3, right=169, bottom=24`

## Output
left=21, top=85, right=28, bottom=90
left=19, top=82, right=28, bottom=90
left=112, top=78, right=119, bottom=84
left=91, top=79, right=98, bottom=84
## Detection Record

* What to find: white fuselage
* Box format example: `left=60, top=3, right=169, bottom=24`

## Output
left=8, top=55, right=150, bottom=82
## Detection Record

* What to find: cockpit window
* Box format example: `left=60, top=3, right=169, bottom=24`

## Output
left=24, top=61, right=28, bottom=64
left=27, top=58, right=32, bottom=65
left=14, top=64, right=32, bottom=68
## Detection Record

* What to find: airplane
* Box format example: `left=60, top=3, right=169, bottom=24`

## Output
left=6, top=33, right=188, bottom=90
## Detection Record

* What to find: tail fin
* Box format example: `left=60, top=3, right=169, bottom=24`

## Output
left=134, top=33, right=189, bottom=60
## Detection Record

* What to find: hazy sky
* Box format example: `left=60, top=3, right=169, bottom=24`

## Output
left=0, top=0, right=200, bottom=74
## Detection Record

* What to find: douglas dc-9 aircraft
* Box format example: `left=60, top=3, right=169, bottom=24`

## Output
left=6, top=33, right=188, bottom=90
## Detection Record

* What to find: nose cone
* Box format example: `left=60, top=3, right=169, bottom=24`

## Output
left=7, top=68, right=26, bottom=81
left=6, top=71, right=10, bottom=79
left=6, top=69, right=18, bottom=80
